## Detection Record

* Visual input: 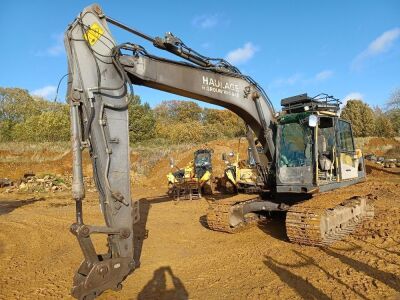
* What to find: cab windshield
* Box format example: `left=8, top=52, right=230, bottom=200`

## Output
left=195, top=152, right=211, bottom=167
left=248, top=148, right=256, bottom=166
left=279, top=122, right=312, bottom=167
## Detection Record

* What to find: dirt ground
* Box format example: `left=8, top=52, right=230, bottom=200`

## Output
left=0, top=139, right=399, bottom=299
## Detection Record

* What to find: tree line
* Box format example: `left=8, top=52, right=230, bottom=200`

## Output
left=341, top=89, right=400, bottom=137
left=1, top=87, right=399, bottom=143
left=0, top=87, right=245, bottom=143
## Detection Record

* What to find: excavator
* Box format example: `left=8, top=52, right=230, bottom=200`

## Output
left=221, top=138, right=263, bottom=194
left=64, top=4, right=374, bottom=299
left=167, top=148, right=214, bottom=200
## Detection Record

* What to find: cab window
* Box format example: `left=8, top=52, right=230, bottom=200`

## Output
left=338, top=120, right=354, bottom=152
left=279, top=122, right=312, bottom=167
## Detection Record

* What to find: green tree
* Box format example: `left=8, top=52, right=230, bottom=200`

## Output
left=13, top=106, right=70, bottom=142
left=153, top=100, right=247, bottom=143
left=374, top=109, right=395, bottom=137
left=0, top=87, right=67, bottom=141
left=341, top=100, right=375, bottom=137
left=155, top=120, right=206, bottom=143
left=154, top=100, right=202, bottom=122
left=387, top=88, right=400, bottom=135
left=387, top=110, right=400, bottom=135
left=203, top=108, right=246, bottom=138
left=128, top=95, right=156, bottom=142
left=387, top=88, right=400, bottom=110
left=0, top=120, right=15, bottom=141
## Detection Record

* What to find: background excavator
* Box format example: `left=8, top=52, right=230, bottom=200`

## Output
left=65, top=4, right=374, bottom=299
left=167, top=148, right=214, bottom=200
left=221, top=137, right=263, bottom=194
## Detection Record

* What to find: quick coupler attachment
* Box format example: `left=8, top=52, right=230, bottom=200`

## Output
left=69, top=223, right=135, bottom=299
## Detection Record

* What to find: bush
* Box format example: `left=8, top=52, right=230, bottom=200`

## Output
left=0, top=87, right=69, bottom=142
left=155, top=120, right=208, bottom=143
left=13, top=108, right=70, bottom=142
left=128, top=95, right=156, bottom=142
left=203, top=108, right=246, bottom=138
left=153, top=100, right=246, bottom=143
left=374, top=113, right=395, bottom=138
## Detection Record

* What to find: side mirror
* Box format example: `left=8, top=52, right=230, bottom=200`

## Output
left=169, top=158, right=175, bottom=169
left=308, top=115, right=318, bottom=127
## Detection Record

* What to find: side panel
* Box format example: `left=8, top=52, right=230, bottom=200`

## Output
left=340, top=153, right=359, bottom=180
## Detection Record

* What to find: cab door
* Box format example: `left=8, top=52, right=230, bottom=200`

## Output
left=337, top=120, right=358, bottom=180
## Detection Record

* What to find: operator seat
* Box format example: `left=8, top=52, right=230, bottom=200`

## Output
left=318, top=134, right=332, bottom=171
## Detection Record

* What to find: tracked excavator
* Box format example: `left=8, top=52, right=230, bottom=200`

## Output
left=65, top=4, right=374, bottom=299
left=221, top=138, right=263, bottom=194
left=167, top=149, right=214, bottom=200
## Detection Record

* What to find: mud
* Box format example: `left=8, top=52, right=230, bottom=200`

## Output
left=0, top=141, right=399, bottom=299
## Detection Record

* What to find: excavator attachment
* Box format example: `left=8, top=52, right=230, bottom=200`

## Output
left=65, top=4, right=139, bottom=299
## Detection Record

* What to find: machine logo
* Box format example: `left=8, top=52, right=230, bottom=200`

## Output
left=201, top=76, right=239, bottom=98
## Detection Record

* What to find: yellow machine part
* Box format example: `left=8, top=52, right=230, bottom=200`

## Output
left=355, top=148, right=363, bottom=158
left=225, top=169, right=236, bottom=185
left=340, top=153, right=354, bottom=165
left=238, top=168, right=257, bottom=184
left=184, top=165, right=194, bottom=179
left=167, top=172, right=177, bottom=184
left=200, top=170, right=212, bottom=184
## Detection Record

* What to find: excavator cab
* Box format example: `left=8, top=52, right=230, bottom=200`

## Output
left=275, top=94, right=365, bottom=193
left=194, top=149, right=213, bottom=180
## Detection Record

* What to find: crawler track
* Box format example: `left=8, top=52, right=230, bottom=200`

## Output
left=206, top=195, right=261, bottom=233
left=286, top=196, right=374, bottom=246
left=206, top=192, right=374, bottom=246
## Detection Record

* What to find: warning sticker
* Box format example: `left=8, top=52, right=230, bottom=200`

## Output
left=84, top=23, right=104, bottom=46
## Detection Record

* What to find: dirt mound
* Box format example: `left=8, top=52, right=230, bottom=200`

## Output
left=358, top=137, right=400, bottom=156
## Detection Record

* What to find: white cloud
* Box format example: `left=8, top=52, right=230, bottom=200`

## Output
left=31, top=85, right=57, bottom=99
left=192, top=14, right=220, bottom=29
left=352, top=27, right=400, bottom=70
left=36, top=33, right=64, bottom=57
left=270, top=73, right=303, bottom=88
left=269, top=69, right=334, bottom=89
left=342, top=92, right=363, bottom=107
left=367, top=28, right=400, bottom=55
left=225, top=42, right=259, bottom=65
left=315, top=70, right=334, bottom=81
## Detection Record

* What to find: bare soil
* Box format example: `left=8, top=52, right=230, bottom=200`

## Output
left=0, top=139, right=399, bottom=299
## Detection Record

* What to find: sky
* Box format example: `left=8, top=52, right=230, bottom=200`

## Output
left=0, top=0, right=399, bottom=110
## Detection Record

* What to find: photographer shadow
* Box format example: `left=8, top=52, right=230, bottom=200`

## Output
left=137, top=266, right=189, bottom=300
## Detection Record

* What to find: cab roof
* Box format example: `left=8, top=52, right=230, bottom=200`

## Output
left=281, top=93, right=341, bottom=114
